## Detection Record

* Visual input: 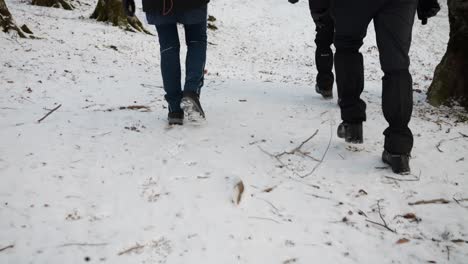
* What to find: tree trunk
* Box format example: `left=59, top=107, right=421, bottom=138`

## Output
left=32, top=0, right=75, bottom=10
left=90, top=0, right=151, bottom=34
left=1, top=0, right=33, bottom=38
left=427, top=0, right=468, bottom=109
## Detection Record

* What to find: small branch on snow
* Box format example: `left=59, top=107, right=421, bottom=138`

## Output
left=276, top=130, right=319, bottom=159
left=59, top=243, right=108, bottom=247
left=384, top=170, right=421, bottom=182
left=257, top=198, right=281, bottom=213
left=365, top=200, right=396, bottom=233
left=306, top=193, right=331, bottom=200
left=37, top=104, right=62, bottom=123
left=248, top=216, right=281, bottom=224
left=0, top=245, right=14, bottom=252
left=286, top=176, right=321, bottom=189
left=117, top=243, right=145, bottom=256
left=435, top=133, right=468, bottom=152
left=436, top=141, right=444, bottom=152
left=446, top=245, right=451, bottom=261
left=300, top=122, right=333, bottom=178
left=408, top=198, right=451, bottom=206
left=258, top=130, right=321, bottom=171
left=453, top=197, right=468, bottom=209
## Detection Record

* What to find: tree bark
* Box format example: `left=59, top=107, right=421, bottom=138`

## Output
left=427, top=0, right=468, bottom=109
left=32, top=0, right=75, bottom=10
left=1, top=0, right=33, bottom=38
left=90, top=0, right=151, bottom=34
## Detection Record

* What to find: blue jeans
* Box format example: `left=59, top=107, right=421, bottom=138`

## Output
left=155, top=22, right=207, bottom=113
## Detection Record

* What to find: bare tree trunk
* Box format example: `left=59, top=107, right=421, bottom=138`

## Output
left=32, top=0, right=75, bottom=10
left=427, top=0, right=468, bottom=109
left=1, top=0, right=33, bottom=38
left=90, top=0, right=151, bottom=34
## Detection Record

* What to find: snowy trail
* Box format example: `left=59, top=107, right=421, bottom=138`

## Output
left=1, top=0, right=468, bottom=263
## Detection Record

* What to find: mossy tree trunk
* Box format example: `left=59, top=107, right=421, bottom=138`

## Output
left=90, top=0, right=151, bottom=34
left=32, top=0, right=75, bottom=10
left=1, top=0, right=33, bottom=38
left=427, top=0, right=468, bottom=109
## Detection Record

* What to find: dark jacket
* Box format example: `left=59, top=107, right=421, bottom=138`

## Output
left=309, top=0, right=331, bottom=14
left=142, top=0, right=210, bottom=13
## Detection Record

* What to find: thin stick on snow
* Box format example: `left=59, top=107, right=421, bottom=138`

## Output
left=117, top=243, right=145, bottom=256
left=0, top=245, right=14, bottom=252
left=435, top=132, right=468, bottom=152
left=276, top=129, right=319, bottom=159
left=446, top=246, right=451, bottom=261
left=306, top=193, right=331, bottom=200
left=384, top=170, right=421, bottom=182
left=257, top=198, right=281, bottom=213
left=365, top=200, right=396, bottom=233
left=408, top=198, right=451, bottom=206
left=248, top=216, right=281, bottom=224
left=59, top=243, right=108, bottom=247
left=300, top=121, right=333, bottom=178
left=453, top=197, right=468, bottom=204
left=37, top=104, right=62, bottom=123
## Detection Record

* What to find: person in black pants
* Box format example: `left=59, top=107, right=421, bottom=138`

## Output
left=288, top=0, right=335, bottom=99
left=333, top=0, right=439, bottom=174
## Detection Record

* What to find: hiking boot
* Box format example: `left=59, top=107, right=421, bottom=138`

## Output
left=181, top=91, right=205, bottom=120
left=315, top=84, right=333, bottom=99
left=168, top=111, right=184, bottom=125
left=337, top=122, right=363, bottom=144
left=382, top=150, right=411, bottom=175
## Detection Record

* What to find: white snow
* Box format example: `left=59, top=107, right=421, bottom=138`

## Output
left=1, top=0, right=468, bottom=263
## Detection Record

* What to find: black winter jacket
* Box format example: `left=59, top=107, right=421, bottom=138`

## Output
left=142, top=0, right=210, bottom=13
left=309, top=0, right=330, bottom=13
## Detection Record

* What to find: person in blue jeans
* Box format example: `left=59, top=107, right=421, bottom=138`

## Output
left=124, top=0, right=210, bottom=125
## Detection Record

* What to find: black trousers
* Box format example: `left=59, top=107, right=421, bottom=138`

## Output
left=333, top=0, right=417, bottom=154
left=311, top=9, right=335, bottom=90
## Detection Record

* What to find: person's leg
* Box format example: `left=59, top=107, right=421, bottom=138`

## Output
left=333, top=0, right=378, bottom=124
left=183, top=21, right=207, bottom=95
left=155, top=24, right=182, bottom=113
left=374, top=0, right=417, bottom=155
left=314, top=12, right=335, bottom=94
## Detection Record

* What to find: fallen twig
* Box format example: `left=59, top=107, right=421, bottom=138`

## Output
left=384, top=170, right=421, bottom=182
left=286, top=176, right=320, bottom=189
left=408, top=198, right=450, bottom=206
left=446, top=245, right=451, bottom=261
left=365, top=200, right=396, bottom=233
left=306, top=193, right=331, bottom=200
left=37, top=104, right=62, bottom=123
left=276, top=130, right=319, bottom=159
left=59, top=243, right=108, bottom=247
left=117, top=243, right=145, bottom=256
left=248, top=216, right=281, bottom=224
left=300, top=121, right=333, bottom=178
left=0, top=245, right=14, bottom=252
left=436, top=133, right=468, bottom=152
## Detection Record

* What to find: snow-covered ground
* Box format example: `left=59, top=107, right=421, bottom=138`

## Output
left=1, top=0, right=468, bottom=263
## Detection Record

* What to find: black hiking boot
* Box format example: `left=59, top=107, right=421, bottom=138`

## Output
left=315, top=84, right=333, bottom=99
left=181, top=91, right=205, bottom=120
left=382, top=150, right=411, bottom=175
left=168, top=111, right=184, bottom=125
left=337, top=122, right=363, bottom=144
